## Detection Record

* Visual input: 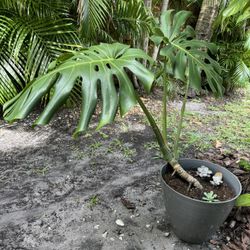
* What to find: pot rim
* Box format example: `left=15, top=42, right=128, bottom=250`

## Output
left=161, top=158, right=242, bottom=205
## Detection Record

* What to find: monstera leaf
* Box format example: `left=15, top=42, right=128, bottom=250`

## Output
left=3, top=43, right=154, bottom=136
left=151, top=10, right=223, bottom=95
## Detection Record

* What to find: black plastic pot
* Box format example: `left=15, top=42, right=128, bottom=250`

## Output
left=161, top=158, right=242, bottom=244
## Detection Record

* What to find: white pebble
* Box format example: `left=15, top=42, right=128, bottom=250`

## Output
left=164, top=232, right=170, bottom=237
left=115, top=219, right=125, bottom=227
left=102, top=231, right=108, bottom=238
left=94, top=225, right=100, bottom=230
left=146, top=224, right=151, bottom=228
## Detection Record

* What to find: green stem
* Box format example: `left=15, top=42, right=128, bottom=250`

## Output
left=136, top=92, right=203, bottom=190
left=162, top=62, right=168, bottom=144
left=173, top=81, right=190, bottom=158
left=135, top=92, right=172, bottom=162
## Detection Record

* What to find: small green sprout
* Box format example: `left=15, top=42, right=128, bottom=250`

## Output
left=88, top=195, right=99, bottom=208
left=202, top=191, right=219, bottom=203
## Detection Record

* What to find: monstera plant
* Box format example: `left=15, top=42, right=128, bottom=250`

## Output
left=151, top=10, right=223, bottom=163
left=4, top=11, right=223, bottom=190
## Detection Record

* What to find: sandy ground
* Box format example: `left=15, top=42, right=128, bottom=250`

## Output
left=0, top=105, right=222, bottom=250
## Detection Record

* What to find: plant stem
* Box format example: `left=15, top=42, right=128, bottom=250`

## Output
left=135, top=92, right=171, bottom=160
left=173, top=81, right=189, bottom=159
left=135, top=93, right=203, bottom=189
left=162, top=62, right=168, bottom=144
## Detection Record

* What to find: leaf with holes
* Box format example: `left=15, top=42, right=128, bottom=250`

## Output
left=3, top=43, right=154, bottom=136
left=152, top=10, right=223, bottom=95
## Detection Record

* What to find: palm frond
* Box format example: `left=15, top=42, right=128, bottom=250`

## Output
left=78, top=0, right=109, bottom=40
left=112, top=0, right=153, bottom=42
left=0, top=13, right=81, bottom=105
left=0, top=0, right=71, bottom=18
left=221, top=0, right=250, bottom=29
left=232, top=60, right=250, bottom=85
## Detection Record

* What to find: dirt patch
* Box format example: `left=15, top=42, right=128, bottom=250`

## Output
left=0, top=109, right=214, bottom=250
left=0, top=127, right=51, bottom=152
left=0, top=91, right=249, bottom=250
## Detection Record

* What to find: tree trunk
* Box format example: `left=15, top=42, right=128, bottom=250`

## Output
left=152, top=0, right=170, bottom=61
left=143, top=0, right=152, bottom=65
left=143, top=0, right=152, bottom=51
left=161, top=0, right=169, bottom=12
left=195, top=0, right=221, bottom=41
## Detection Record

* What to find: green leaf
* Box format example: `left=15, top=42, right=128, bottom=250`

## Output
left=237, top=8, right=250, bottom=23
left=78, top=0, right=109, bottom=40
left=174, top=51, right=187, bottom=82
left=150, top=35, right=163, bottom=46
left=221, top=0, right=250, bottom=27
left=170, top=10, right=192, bottom=41
left=3, top=43, right=154, bottom=136
left=153, top=10, right=223, bottom=95
left=188, top=59, right=201, bottom=90
left=239, top=159, right=250, bottom=171
left=236, top=194, right=250, bottom=207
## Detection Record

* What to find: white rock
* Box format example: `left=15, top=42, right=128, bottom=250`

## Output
left=197, top=165, right=212, bottom=177
left=210, top=172, right=223, bottom=186
left=102, top=231, right=108, bottom=238
left=164, top=232, right=170, bottom=237
left=94, top=225, right=100, bottom=230
left=146, top=224, right=151, bottom=228
left=110, top=237, right=115, bottom=241
left=115, top=219, right=125, bottom=227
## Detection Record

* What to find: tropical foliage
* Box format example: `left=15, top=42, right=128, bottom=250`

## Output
left=3, top=43, right=154, bottom=136
left=213, top=0, right=250, bottom=92
left=0, top=0, right=154, bottom=107
left=0, top=0, right=81, bottom=106
left=3, top=10, right=225, bottom=189
left=77, top=0, right=153, bottom=44
left=152, top=10, right=223, bottom=95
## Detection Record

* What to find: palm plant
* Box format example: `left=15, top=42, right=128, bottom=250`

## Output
left=212, top=0, right=250, bottom=92
left=3, top=11, right=223, bottom=189
left=77, top=0, right=153, bottom=45
left=0, top=0, right=81, bottom=106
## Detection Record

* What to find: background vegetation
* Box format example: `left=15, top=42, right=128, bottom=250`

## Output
left=0, top=0, right=249, bottom=109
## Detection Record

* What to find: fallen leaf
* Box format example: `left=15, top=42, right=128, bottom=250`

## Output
left=215, top=140, right=222, bottom=148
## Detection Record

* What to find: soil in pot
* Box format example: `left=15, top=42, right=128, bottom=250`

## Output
left=163, top=170, right=235, bottom=201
